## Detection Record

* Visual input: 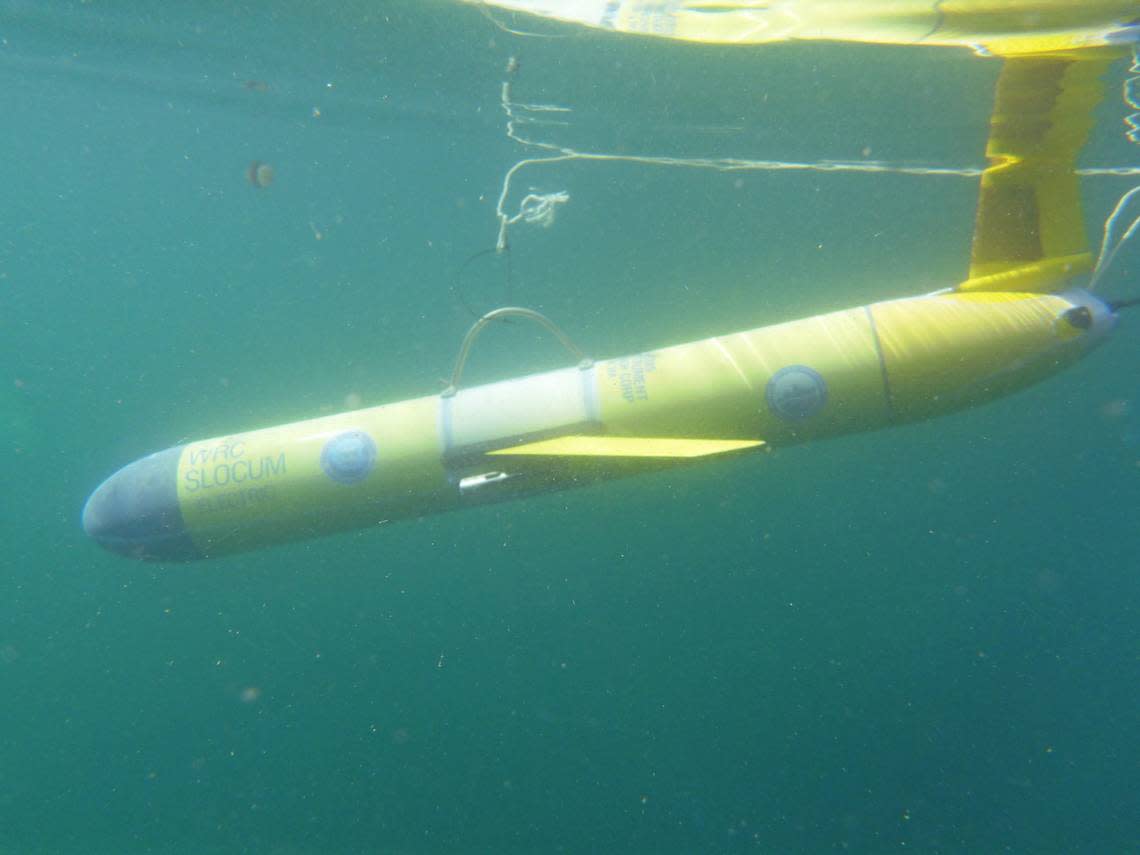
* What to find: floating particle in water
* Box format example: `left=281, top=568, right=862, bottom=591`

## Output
left=1100, top=398, right=1130, bottom=419
left=246, top=161, right=275, bottom=188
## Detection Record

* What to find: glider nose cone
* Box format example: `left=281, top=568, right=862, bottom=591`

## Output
left=1060, top=289, right=1117, bottom=348
left=83, top=445, right=200, bottom=561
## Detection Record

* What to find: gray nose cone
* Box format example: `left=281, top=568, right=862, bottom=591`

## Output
left=83, top=445, right=201, bottom=561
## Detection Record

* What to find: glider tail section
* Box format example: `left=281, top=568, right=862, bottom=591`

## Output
left=957, top=49, right=1122, bottom=294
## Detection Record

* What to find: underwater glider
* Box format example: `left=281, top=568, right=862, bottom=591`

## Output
left=83, top=43, right=1135, bottom=561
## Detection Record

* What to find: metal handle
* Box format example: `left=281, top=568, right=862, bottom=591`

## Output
left=441, top=306, right=592, bottom=397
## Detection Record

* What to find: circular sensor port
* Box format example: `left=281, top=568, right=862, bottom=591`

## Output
left=320, top=430, right=377, bottom=485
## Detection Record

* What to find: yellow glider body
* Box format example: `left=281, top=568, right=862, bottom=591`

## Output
left=471, top=0, right=1140, bottom=54
left=83, top=287, right=1115, bottom=560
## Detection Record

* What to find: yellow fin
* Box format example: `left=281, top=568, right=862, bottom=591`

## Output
left=958, top=51, right=1118, bottom=293
left=487, top=435, right=765, bottom=459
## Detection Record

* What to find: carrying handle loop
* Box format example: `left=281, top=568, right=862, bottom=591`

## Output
left=441, top=307, right=592, bottom=397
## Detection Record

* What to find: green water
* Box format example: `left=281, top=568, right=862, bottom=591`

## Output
left=1, top=2, right=1138, bottom=852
